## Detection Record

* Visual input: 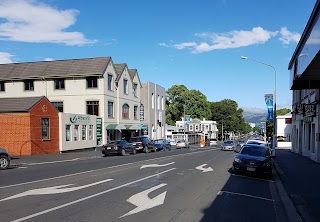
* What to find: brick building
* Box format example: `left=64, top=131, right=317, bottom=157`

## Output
left=0, top=96, right=59, bottom=155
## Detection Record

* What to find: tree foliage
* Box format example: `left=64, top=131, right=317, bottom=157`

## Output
left=166, top=85, right=251, bottom=139
left=276, top=108, right=291, bottom=116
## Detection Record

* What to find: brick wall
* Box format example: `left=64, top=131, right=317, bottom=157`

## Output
left=0, top=97, right=60, bottom=155
left=0, top=113, right=32, bottom=155
left=29, top=98, right=59, bottom=155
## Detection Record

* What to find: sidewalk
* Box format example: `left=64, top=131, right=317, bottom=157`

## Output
left=274, top=148, right=320, bottom=222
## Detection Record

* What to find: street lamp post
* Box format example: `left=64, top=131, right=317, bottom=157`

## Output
left=240, top=56, right=277, bottom=149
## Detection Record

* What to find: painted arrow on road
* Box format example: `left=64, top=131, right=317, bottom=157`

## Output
left=0, top=179, right=113, bottom=202
left=140, top=162, right=175, bottom=169
left=120, top=183, right=167, bottom=218
left=196, top=164, right=213, bottom=173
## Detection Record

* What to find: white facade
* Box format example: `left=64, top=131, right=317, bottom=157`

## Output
left=59, top=113, right=97, bottom=151
left=276, top=113, right=292, bottom=148
left=292, top=89, right=320, bottom=162
left=176, top=118, right=218, bottom=139
left=140, top=82, right=166, bottom=140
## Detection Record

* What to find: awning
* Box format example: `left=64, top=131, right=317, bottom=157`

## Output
left=129, top=124, right=147, bottom=130
left=106, top=124, right=126, bottom=130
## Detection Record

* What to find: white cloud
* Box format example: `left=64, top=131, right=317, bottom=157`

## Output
left=167, top=27, right=277, bottom=53
left=0, top=52, right=13, bottom=63
left=0, top=0, right=96, bottom=46
left=159, top=42, right=170, bottom=47
left=279, top=27, right=301, bottom=44
left=44, top=58, right=54, bottom=61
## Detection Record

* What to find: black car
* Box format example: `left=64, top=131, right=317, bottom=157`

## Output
left=129, top=136, right=156, bottom=153
left=232, top=144, right=272, bottom=179
left=0, top=148, right=11, bottom=170
left=101, top=140, right=136, bottom=156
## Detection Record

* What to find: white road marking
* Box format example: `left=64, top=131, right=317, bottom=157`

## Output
left=217, top=191, right=274, bottom=202
left=0, top=179, right=113, bottom=202
left=195, top=164, right=213, bottom=172
left=1, top=150, right=212, bottom=189
left=10, top=168, right=176, bottom=222
left=140, top=162, right=175, bottom=169
left=21, top=158, right=82, bottom=166
left=120, top=183, right=167, bottom=218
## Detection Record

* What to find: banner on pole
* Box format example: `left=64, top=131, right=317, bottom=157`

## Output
left=264, top=94, right=274, bottom=121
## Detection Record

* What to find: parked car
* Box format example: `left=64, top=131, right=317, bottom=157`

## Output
left=169, top=139, right=177, bottom=146
left=0, top=148, right=11, bottom=169
left=154, top=139, right=172, bottom=151
left=246, top=139, right=275, bottom=157
left=232, top=144, right=272, bottom=179
left=221, top=140, right=235, bottom=151
left=176, top=140, right=190, bottom=149
left=101, top=140, right=136, bottom=156
left=129, top=136, right=156, bottom=153
left=209, top=138, right=218, bottom=146
left=237, top=140, right=245, bottom=147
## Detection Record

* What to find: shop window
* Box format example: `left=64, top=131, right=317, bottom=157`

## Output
left=86, top=77, right=98, bottom=88
left=89, top=125, right=94, bottom=140
left=74, top=125, right=79, bottom=141
left=0, top=81, right=5, bottom=92
left=122, top=104, right=129, bottom=119
left=87, top=101, right=99, bottom=116
left=151, top=93, right=154, bottom=109
left=66, top=125, right=71, bottom=141
left=24, top=80, right=34, bottom=91
left=42, top=118, right=50, bottom=140
left=52, top=101, right=63, bottom=112
left=108, top=74, right=113, bottom=91
left=82, top=125, right=87, bottom=140
left=54, top=78, right=65, bottom=90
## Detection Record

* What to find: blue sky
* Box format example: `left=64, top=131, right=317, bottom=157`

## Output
left=0, top=0, right=316, bottom=109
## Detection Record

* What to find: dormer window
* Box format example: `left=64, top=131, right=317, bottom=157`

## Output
left=123, top=79, right=128, bottom=95
left=133, top=83, right=138, bottom=97
left=108, top=74, right=113, bottom=91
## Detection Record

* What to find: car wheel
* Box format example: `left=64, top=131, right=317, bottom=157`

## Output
left=121, top=149, right=126, bottom=156
left=0, top=155, right=10, bottom=170
left=144, top=146, right=149, bottom=153
left=132, top=149, right=136, bottom=155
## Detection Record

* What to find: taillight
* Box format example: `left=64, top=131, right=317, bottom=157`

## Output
left=114, top=146, right=119, bottom=150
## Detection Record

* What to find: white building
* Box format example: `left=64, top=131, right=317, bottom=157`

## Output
left=176, top=117, right=218, bottom=139
left=0, top=57, right=144, bottom=146
left=140, top=82, right=166, bottom=140
left=276, top=113, right=292, bottom=148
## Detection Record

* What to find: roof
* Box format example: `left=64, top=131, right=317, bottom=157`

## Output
left=0, top=57, right=111, bottom=81
left=129, top=69, right=137, bottom=80
left=0, top=97, right=46, bottom=113
left=114, top=63, right=127, bottom=81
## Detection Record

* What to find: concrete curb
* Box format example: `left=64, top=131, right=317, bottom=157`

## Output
left=273, top=161, right=303, bottom=222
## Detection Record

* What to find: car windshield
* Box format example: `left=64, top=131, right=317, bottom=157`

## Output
left=224, top=141, right=233, bottom=145
left=240, top=146, right=268, bottom=157
left=154, top=140, right=163, bottom=143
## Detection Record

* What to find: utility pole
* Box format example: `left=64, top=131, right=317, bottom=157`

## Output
left=184, top=104, right=186, bottom=140
left=221, top=119, right=224, bottom=141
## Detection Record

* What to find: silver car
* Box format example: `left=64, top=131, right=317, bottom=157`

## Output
left=176, top=140, right=190, bottom=149
left=221, top=141, right=235, bottom=151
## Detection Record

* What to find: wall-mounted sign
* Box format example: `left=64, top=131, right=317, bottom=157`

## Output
left=295, top=103, right=304, bottom=115
left=303, top=116, right=313, bottom=123
left=96, top=117, right=102, bottom=145
left=303, top=104, right=316, bottom=117
left=140, top=104, right=144, bottom=121
left=70, top=115, right=91, bottom=124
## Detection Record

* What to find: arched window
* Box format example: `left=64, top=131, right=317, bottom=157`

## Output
left=122, top=104, right=129, bottom=119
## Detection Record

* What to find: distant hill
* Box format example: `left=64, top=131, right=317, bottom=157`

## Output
left=241, top=107, right=267, bottom=125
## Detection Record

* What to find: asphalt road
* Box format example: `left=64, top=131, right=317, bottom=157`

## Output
left=0, top=146, right=287, bottom=222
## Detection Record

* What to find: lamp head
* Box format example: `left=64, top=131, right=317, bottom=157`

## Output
left=240, top=56, right=248, bottom=60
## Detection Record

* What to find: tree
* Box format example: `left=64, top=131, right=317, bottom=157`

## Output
left=276, top=108, right=291, bottom=116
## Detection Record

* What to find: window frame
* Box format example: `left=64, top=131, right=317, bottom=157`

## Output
left=41, top=118, right=50, bottom=140
left=123, top=79, right=128, bottom=95
left=133, top=83, right=138, bottom=97
left=51, top=101, right=63, bottom=112
left=86, top=101, right=99, bottom=116
left=24, top=80, right=34, bottom=91
left=66, top=125, right=71, bottom=141
left=54, top=78, right=65, bottom=90
left=122, top=104, right=130, bottom=119
left=86, top=77, right=98, bottom=89
left=108, top=101, right=114, bottom=118
left=107, top=74, right=113, bottom=91
left=134, top=105, right=138, bottom=120
left=0, top=81, right=5, bottom=92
